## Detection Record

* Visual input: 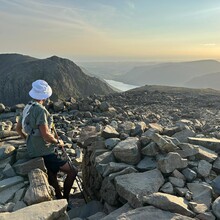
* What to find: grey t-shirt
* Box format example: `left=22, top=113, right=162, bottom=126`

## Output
left=21, top=101, right=55, bottom=157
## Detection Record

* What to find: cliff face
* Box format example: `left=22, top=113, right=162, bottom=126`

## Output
left=0, top=54, right=115, bottom=106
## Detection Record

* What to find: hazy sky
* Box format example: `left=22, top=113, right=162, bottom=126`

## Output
left=1, top=0, right=220, bottom=61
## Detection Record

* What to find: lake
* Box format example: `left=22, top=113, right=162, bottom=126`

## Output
left=104, top=79, right=139, bottom=92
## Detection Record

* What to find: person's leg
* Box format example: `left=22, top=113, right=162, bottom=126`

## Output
left=47, top=169, right=63, bottom=199
left=60, top=162, right=78, bottom=201
left=43, top=154, right=63, bottom=199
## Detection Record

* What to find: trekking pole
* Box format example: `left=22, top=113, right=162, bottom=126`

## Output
left=52, top=126, right=89, bottom=203
left=61, top=147, right=89, bottom=203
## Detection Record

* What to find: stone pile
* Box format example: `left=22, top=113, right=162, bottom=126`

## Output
left=0, top=104, right=69, bottom=220
left=80, top=119, right=220, bottom=219
left=76, top=90, right=220, bottom=219
left=1, top=86, right=220, bottom=219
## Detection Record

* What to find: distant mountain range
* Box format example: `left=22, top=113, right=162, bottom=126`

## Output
left=0, top=54, right=115, bottom=106
left=79, top=59, right=220, bottom=91
left=80, top=60, right=220, bottom=90
left=112, top=60, right=220, bottom=89
left=185, top=71, right=220, bottom=90
left=78, top=61, right=157, bottom=80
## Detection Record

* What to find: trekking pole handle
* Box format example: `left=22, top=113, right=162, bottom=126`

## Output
left=52, top=125, right=63, bottom=146
left=52, top=125, right=59, bottom=139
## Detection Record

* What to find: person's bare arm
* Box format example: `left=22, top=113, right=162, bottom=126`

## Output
left=39, top=124, right=64, bottom=147
left=16, top=121, right=27, bottom=139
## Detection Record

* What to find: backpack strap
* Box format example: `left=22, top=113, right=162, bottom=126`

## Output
left=22, top=101, right=35, bottom=129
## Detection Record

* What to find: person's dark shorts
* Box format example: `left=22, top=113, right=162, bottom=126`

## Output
left=43, top=153, right=67, bottom=174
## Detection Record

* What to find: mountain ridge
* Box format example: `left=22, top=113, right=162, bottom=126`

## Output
left=0, top=54, right=115, bottom=106
left=113, top=59, right=220, bottom=87
left=185, top=71, right=220, bottom=90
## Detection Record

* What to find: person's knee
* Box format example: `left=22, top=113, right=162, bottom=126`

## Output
left=60, top=162, right=78, bottom=178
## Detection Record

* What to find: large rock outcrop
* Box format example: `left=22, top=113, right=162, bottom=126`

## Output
left=0, top=54, right=115, bottom=106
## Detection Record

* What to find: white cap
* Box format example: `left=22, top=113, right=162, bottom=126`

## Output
left=29, top=79, right=52, bottom=100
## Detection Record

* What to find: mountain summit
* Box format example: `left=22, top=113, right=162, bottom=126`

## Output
left=0, top=54, right=115, bottom=106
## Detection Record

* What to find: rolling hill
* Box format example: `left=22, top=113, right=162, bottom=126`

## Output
left=185, top=71, right=220, bottom=90
left=114, top=60, right=220, bottom=87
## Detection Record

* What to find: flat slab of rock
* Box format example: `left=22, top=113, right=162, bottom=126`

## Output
left=196, top=145, right=218, bottom=162
left=188, top=137, right=220, bottom=152
left=0, top=183, right=25, bottom=204
left=13, top=157, right=47, bottom=176
left=101, top=203, right=132, bottom=220
left=94, top=152, right=115, bottom=166
left=88, top=212, right=107, bottom=220
left=0, top=156, right=14, bottom=169
left=67, top=200, right=104, bottom=219
left=0, top=176, right=24, bottom=191
left=0, top=131, right=18, bottom=139
left=113, top=205, right=195, bottom=220
left=172, top=128, right=195, bottom=143
left=2, top=163, right=16, bottom=177
left=108, top=167, right=137, bottom=180
left=103, top=162, right=134, bottom=177
left=115, top=169, right=164, bottom=208
left=143, top=192, right=195, bottom=217
left=0, top=199, right=67, bottom=220
left=176, top=143, right=199, bottom=158
left=187, top=182, right=212, bottom=208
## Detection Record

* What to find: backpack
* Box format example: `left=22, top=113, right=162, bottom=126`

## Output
left=22, top=101, right=35, bottom=135
left=22, top=101, right=52, bottom=136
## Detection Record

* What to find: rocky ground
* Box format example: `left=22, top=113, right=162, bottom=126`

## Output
left=1, top=85, right=220, bottom=219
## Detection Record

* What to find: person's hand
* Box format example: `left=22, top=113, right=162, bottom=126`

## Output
left=57, top=139, right=64, bottom=148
